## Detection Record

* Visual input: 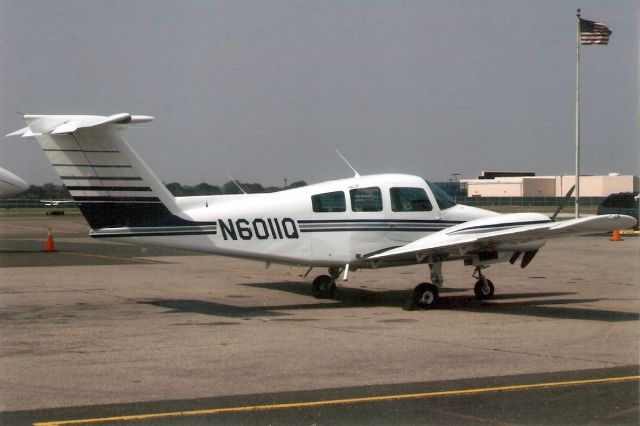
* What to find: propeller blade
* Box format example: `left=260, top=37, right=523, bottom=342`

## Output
left=551, top=185, right=576, bottom=221
left=520, top=250, right=538, bottom=268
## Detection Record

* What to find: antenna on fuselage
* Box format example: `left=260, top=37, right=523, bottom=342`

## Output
left=224, top=172, right=247, bottom=194
left=335, top=149, right=360, bottom=178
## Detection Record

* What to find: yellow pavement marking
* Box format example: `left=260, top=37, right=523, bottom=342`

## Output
left=34, top=375, right=640, bottom=425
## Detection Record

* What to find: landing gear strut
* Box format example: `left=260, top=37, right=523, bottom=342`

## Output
left=473, top=267, right=494, bottom=300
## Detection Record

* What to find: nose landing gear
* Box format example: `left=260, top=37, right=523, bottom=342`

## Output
left=473, top=266, right=494, bottom=300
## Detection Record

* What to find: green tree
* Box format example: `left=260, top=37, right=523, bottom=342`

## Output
left=165, top=182, right=187, bottom=196
left=287, top=180, right=307, bottom=189
left=192, top=183, right=222, bottom=195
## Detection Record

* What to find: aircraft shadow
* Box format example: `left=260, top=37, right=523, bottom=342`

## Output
left=141, top=299, right=288, bottom=318
left=469, top=298, right=640, bottom=322
left=141, top=282, right=637, bottom=322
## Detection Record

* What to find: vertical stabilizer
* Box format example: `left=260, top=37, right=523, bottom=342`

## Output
left=9, top=114, right=194, bottom=229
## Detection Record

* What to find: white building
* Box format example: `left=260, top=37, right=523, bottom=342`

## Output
left=461, top=174, right=639, bottom=197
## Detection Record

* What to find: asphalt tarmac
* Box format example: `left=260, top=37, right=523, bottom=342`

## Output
left=1, top=214, right=639, bottom=425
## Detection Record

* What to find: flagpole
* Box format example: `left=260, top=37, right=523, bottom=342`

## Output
left=575, top=9, right=581, bottom=218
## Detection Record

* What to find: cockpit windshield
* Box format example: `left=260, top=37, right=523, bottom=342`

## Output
left=425, top=180, right=457, bottom=210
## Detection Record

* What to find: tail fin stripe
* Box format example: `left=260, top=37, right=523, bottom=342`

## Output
left=66, top=186, right=152, bottom=192
left=43, top=149, right=120, bottom=153
left=60, top=176, right=143, bottom=181
left=52, top=164, right=132, bottom=168
left=74, top=196, right=162, bottom=202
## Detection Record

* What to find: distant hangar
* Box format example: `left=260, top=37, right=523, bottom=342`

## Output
left=461, top=171, right=639, bottom=197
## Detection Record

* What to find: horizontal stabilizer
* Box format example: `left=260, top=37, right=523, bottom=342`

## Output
left=7, top=113, right=154, bottom=137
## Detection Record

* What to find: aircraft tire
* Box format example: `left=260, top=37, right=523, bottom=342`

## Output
left=312, top=275, right=336, bottom=299
left=474, top=278, right=495, bottom=300
left=412, top=282, right=439, bottom=309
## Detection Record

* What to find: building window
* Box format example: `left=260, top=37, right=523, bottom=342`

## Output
left=350, top=187, right=382, bottom=212
left=311, top=191, right=346, bottom=212
left=390, top=187, right=432, bottom=212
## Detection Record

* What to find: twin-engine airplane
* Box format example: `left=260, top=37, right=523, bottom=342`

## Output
left=9, top=114, right=637, bottom=309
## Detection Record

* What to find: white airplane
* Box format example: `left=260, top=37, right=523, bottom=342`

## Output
left=8, top=114, right=637, bottom=309
left=0, top=166, right=29, bottom=197
left=40, top=200, right=75, bottom=207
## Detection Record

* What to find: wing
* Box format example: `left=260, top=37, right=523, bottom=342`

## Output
left=369, top=213, right=637, bottom=264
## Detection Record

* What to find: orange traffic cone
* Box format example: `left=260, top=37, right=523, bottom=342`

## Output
left=44, top=228, right=56, bottom=252
left=610, top=229, right=622, bottom=242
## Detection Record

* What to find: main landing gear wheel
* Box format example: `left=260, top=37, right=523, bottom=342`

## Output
left=312, top=275, right=336, bottom=299
left=409, top=283, right=439, bottom=310
left=474, top=278, right=495, bottom=300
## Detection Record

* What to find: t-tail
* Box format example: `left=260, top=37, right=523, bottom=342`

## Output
left=8, top=113, right=197, bottom=230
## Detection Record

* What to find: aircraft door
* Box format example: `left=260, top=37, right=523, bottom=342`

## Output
left=308, top=190, right=350, bottom=263
left=346, top=186, right=386, bottom=258
left=384, top=184, right=439, bottom=243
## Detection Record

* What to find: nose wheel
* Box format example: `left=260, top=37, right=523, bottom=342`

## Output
left=473, top=267, right=494, bottom=300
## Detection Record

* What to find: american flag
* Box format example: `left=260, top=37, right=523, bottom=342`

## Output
left=579, top=18, right=612, bottom=45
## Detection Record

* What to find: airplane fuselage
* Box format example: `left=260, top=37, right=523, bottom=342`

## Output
left=90, top=173, right=497, bottom=267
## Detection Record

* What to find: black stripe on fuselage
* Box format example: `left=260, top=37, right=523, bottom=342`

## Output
left=297, top=219, right=462, bottom=224
left=91, top=226, right=217, bottom=238
left=300, top=227, right=444, bottom=233
left=448, top=219, right=551, bottom=234
left=91, top=230, right=216, bottom=238
left=297, top=219, right=461, bottom=233
left=79, top=201, right=216, bottom=230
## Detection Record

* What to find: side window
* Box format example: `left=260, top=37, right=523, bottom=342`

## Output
left=390, top=187, right=432, bottom=212
left=311, top=191, right=346, bottom=212
left=350, top=187, right=382, bottom=212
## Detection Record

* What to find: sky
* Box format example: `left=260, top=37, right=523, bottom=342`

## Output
left=1, top=0, right=638, bottom=186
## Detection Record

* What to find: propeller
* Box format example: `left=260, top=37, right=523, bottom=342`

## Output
left=550, top=185, right=576, bottom=221
left=516, top=185, right=577, bottom=269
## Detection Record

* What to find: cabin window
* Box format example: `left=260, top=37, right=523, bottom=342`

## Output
left=350, top=187, right=383, bottom=212
left=311, top=191, right=346, bottom=212
left=390, top=187, right=432, bottom=212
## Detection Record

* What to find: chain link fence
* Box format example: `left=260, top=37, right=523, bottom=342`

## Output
left=457, top=196, right=604, bottom=208
left=1, top=196, right=605, bottom=211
